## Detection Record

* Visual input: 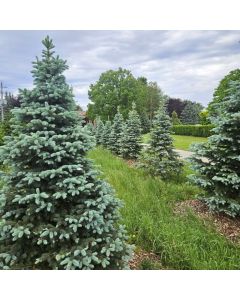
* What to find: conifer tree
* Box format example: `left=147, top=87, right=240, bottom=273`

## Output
left=95, top=116, right=104, bottom=145
left=140, top=113, right=151, bottom=134
left=101, top=120, right=112, bottom=149
left=171, top=110, right=181, bottom=125
left=85, top=122, right=94, bottom=135
left=189, top=81, right=240, bottom=217
left=0, top=37, right=132, bottom=270
left=141, top=106, right=183, bottom=179
left=108, top=107, right=124, bottom=155
left=120, top=103, right=142, bottom=159
left=180, top=101, right=203, bottom=124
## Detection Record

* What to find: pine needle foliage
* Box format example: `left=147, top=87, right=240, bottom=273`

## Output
left=101, top=120, right=112, bottom=149
left=0, top=36, right=132, bottom=270
left=85, top=122, right=94, bottom=135
left=141, top=106, right=183, bottom=179
left=140, top=113, right=151, bottom=134
left=108, top=107, right=125, bottom=155
left=120, top=103, right=142, bottom=159
left=189, top=81, right=240, bottom=217
left=95, top=117, right=104, bottom=145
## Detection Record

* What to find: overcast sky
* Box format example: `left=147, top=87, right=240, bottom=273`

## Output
left=0, top=30, right=239, bottom=109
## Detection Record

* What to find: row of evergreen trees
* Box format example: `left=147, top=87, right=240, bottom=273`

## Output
left=91, top=103, right=142, bottom=159
left=92, top=84, right=240, bottom=217
left=91, top=102, right=183, bottom=179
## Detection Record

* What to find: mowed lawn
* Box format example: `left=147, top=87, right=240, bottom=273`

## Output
left=142, top=133, right=208, bottom=151
left=89, top=147, right=240, bottom=270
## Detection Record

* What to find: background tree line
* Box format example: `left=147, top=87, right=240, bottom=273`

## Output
left=87, top=67, right=205, bottom=126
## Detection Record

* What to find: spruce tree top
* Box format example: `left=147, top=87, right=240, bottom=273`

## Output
left=29, top=36, right=75, bottom=110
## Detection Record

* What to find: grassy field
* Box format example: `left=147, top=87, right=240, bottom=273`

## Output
left=89, top=147, right=240, bottom=270
left=142, top=133, right=208, bottom=151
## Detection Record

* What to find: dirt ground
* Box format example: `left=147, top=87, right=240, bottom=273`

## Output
left=175, top=199, right=240, bottom=243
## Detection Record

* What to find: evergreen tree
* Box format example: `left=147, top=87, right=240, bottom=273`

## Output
left=95, top=116, right=104, bottom=145
left=189, top=81, right=240, bottom=217
left=101, top=120, right=112, bottom=149
left=171, top=110, right=181, bottom=125
left=85, top=122, right=94, bottom=135
left=141, top=106, right=183, bottom=179
left=120, top=103, right=142, bottom=159
left=140, top=113, right=151, bottom=134
left=180, top=101, right=203, bottom=124
left=108, top=107, right=124, bottom=155
left=0, top=37, right=132, bottom=269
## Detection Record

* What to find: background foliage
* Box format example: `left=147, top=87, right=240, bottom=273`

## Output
left=172, top=125, right=214, bottom=137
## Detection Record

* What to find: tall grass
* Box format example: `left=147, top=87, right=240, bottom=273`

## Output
left=89, top=147, right=240, bottom=269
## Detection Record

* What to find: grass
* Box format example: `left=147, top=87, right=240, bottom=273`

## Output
left=142, top=133, right=208, bottom=151
left=89, top=147, right=240, bottom=270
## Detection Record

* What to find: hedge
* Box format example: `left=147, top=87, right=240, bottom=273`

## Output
left=172, top=124, right=214, bottom=137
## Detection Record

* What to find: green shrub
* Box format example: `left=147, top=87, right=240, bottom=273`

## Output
left=172, top=125, right=214, bottom=137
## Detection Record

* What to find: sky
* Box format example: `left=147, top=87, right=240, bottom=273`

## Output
left=0, top=30, right=240, bottom=109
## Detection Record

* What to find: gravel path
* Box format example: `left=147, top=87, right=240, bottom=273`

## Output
left=141, top=143, right=207, bottom=162
left=175, top=149, right=193, bottom=160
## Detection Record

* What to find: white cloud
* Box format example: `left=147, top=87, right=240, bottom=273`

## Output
left=1, top=30, right=240, bottom=108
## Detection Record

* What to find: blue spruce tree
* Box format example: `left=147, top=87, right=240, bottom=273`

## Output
left=189, top=81, right=240, bottom=217
left=120, top=102, right=142, bottom=159
left=95, top=116, right=104, bottom=145
left=108, top=107, right=124, bottom=155
left=141, top=105, right=183, bottom=179
left=85, top=122, right=95, bottom=135
left=0, top=37, right=132, bottom=269
left=140, top=113, right=151, bottom=134
left=101, top=120, right=112, bottom=149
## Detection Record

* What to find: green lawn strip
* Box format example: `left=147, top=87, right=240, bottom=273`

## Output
left=142, top=134, right=207, bottom=151
left=89, top=147, right=240, bottom=269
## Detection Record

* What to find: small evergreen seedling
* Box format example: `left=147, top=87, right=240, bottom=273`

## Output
left=141, top=106, right=183, bottom=179
left=120, top=103, right=142, bottom=159
left=189, top=81, right=240, bottom=217
left=108, top=107, right=124, bottom=155
left=0, top=37, right=132, bottom=270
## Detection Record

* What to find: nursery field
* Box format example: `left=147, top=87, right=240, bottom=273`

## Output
left=1, top=34, right=240, bottom=272
left=142, top=134, right=208, bottom=151
left=89, top=147, right=240, bottom=270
